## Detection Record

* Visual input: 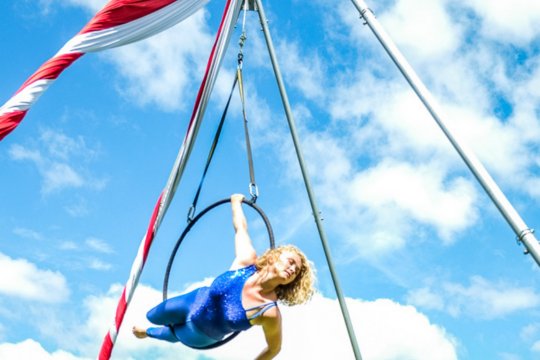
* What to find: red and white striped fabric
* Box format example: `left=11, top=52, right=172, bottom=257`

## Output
left=98, top=0, right=243, bottom=358
left=0, top=0, right=208, bottom=141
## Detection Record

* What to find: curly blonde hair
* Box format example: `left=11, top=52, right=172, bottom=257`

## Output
left=255, top=245, right=316, bottom=306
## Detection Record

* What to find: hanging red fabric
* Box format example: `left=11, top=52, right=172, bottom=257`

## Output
left=0, top=0, right=206, bottom=141
left=80, top=0, right=176, bottom=32
left=97, top=0, right=243, bottom=358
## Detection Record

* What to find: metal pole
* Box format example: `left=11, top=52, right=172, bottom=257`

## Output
left=350, top=0, right=540, bottom=266
left=254, top=0, right=363, bottom=358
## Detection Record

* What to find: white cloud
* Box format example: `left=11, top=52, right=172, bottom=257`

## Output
left=102, top=9, right=213, bottom=112
left=87, top=259, right=112, bottom=271
left=334, top=0, right=540, bottom=197
left=199, top=295, right=459, bottom=360
left=322, top=45, right=536, bottom=196
left=287, top=0, right=540, bottom=266
left=0, top=252, right=69, bottom=303
left=521, top=323, right=540, bottom=342
left=407, top=276, right=540, bottom=319
left=85, top=237, right=113, bottom=254
left=277, top=41, right=326, bottom=101
left=0, top=339, right=85, bottom=360
left=62, top=0, right=106, bottom=13
left=75, top=283, right=204, bottom=359
left=289, top=124, right=478, bottom=256
left=520, top=323, right=540, bottom=354
left=152, top=292, right=457, bottom=359
left=442, top=105, right=535, bottom=185
left=35, top=0, right=56, bottom=16
left=246, top=82, right=481, bottom=258
left=405, top=287, right=445, bottom=312
left=349, top=298, right=457, bottom=360
left=351, top=161, right=477, bottom=242
left=498, top=353, right=523, bottom=360
left=9, top=144, right=42, bottom=162
left=533, top=340, right=540, bottom=353
left=380, top=0, right=462, bottom=60
left=463, top=0, right=540, bottom=45
left=19, top=282, right=457, bottom=359
left=59, top=241, right=78, bottom=251
left=42, top=162, right=85, bottom=193
left=8, top=129, right=105, bottom=194
left=13, top=227, right=43, bottom=241
left=40, top=129, right=97, bottom=161
left=370, top=90, right=453, bottom=158
left=64, top=198, right=90, bottom=217
left=56, top=0, right=220, bottom=113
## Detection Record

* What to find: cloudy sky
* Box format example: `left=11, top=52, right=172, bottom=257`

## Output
left=2, top=0, right=540, bottom=359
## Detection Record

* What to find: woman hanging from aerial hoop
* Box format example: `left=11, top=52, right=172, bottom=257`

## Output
left=133, top=193, right=316, bottom=359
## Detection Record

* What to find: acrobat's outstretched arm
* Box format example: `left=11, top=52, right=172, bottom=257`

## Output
left=230, top=194, right=257, bottom=269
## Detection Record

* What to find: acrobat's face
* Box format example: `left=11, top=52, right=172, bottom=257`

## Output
left=274, top=251, right=302, bottom=285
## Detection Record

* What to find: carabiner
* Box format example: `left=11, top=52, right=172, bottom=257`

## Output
left=187, top=205, right=196, bottom=223
left=249, top=182, right=259, bottom=202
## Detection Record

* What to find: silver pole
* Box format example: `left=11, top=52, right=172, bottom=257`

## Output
left=350, top=0, right=540, bottom=266
left=254, top=0, right=363, bottom=358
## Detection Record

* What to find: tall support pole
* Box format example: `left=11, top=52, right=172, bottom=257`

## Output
left=254, top=0, right=363, bottom=358
left=351, top=0, right=540, bottom=267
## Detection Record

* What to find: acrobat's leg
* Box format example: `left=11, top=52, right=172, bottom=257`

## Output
left=146, top=326, right=180, bottom=343
left=146, top=287, right=203, bottom=326
left=173, top=321, right=218, bottom=348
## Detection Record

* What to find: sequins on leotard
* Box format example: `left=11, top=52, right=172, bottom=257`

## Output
left=191, top=265, right=277, bottom=340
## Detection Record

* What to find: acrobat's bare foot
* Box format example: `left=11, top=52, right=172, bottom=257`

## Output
left=132, top=326, right=148, bottom=339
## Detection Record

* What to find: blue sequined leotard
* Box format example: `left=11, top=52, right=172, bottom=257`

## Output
left=146, top=265, right=277, bottom=347
left=191, top=265, right=262, bottom=338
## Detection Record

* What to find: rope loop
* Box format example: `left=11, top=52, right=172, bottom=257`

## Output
left=237, top=51, right=244, bottom=66
left=237, top=32, right=247, bottom=70
left=238, top=32, right=247, bottom=49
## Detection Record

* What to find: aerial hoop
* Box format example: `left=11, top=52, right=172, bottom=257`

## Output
left=162, top=197, right=275, bottom=350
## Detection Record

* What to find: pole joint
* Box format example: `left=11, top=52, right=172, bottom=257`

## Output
left=359, top=7, right=374, bottom=25
left=243, top=0, right=257, bottom=11
left=517, top=228, right=535, bottom=254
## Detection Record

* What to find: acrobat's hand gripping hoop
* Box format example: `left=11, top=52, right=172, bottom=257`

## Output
left=162, top=197, right=275, bottom=349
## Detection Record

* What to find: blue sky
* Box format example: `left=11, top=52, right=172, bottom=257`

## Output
left=2, top=0, right=540, bottom=359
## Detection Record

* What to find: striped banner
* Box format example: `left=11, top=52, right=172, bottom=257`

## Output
left=97, top=0, right=243, bottom=358
left=0, top=0, right=208, bottom=141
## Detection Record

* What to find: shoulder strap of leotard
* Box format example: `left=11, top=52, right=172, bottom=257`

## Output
left=245, top=301, right=278, bottom=320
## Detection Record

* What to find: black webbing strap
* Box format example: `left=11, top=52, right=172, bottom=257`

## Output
left=188, top=33, right=258, bottom=220
left=187, top=75, right=239, bottom=222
